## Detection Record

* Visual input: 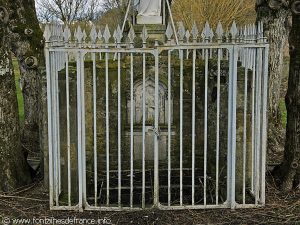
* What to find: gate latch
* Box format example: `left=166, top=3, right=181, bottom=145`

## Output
left=152, top=126, right=161, bottom=139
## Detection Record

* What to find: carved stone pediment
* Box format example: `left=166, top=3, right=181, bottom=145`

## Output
left=127, top=76, right=172, bottom=125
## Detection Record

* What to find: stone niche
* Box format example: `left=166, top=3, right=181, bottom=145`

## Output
left=50, top=53, right=254, bottom=204
left=126, top=76, right=174, bottom=162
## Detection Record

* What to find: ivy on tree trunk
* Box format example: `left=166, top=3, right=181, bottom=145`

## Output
left=10, top=0, right=44, bottom=160
left=0, top=0, right=32, bottom=191
left=256, top=0, right=290, bottom=154
left=276, top=0, right=300, bottom=191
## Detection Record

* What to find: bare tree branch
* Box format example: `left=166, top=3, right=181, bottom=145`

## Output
left=36, top=0, right=101, bottom=23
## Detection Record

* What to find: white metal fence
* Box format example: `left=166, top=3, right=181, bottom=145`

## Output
left=44, top=21, right=269, bottom=211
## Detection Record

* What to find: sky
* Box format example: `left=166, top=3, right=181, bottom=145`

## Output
left=35, top=0, right=105, bottom=10
left=34, top=0, right=105, bottom=22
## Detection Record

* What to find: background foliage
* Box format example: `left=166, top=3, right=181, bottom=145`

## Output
left=172, top=0, right=256, bottom=29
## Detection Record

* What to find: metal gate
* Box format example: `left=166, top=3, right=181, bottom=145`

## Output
left=44, top=21, right=269, bottom=211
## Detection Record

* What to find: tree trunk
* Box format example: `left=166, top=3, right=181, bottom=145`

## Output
left=275, top=0, right=300, bottom=191
left=0, top=1, right=31, bottom=191
left=10, top=0, right=44, bottom=161
left=256, top=1, right=290, bottom=154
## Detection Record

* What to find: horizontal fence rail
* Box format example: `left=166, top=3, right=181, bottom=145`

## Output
left=44, top=21, right=269, bottom=211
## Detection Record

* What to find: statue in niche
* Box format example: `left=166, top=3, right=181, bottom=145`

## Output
left=127, top=77, right=173, bottom=161
left=128, top=77, right=171, bottom=125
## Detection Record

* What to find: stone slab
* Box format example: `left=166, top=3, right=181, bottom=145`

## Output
left=137, top=15, right=162, bottom=24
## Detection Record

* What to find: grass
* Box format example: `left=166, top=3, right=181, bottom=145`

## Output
left=13, top=58, right=24, bottom=123
left=278, top=57, right=290, bottom=127
left=279, top=100, right=287, bottom=126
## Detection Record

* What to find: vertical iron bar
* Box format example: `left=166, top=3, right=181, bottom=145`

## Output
left=53, top=52, right=59, bottom=206
left=168, top=50, right=172, bottom=207
left=81, top=52, right=87, bottom=207
left=227, top=47, right=233, bottom=206
left=192, top=49, right=196, bottom=206
left=55, top=53, right=61, bottom=198
left=105, top=51, right=110, bottom=206
left=92, top=52, right=97, bottom=207
left=255, top=48, right=262, bottom=204
left=251, top=48, right=257, bottom=194
left=227, top=46, right=238, bottom=209
left=230, top=46, right=238, bottom=209
left=204, top=48, right=209, bottom=207
left=76, top=50, right=83, bottom=210
left=142, top=52, right=146, bottom=209
left=46, top=47, right=54, bottom=208
left=118, top=51, right=122, bottom=208
left=180, top=49, right=183, bottom=206
left=66, top=52, right=71, bottom=207
left=260, top=46, right=269, bottom=205
left=51, top=52, right=57, bottom=206
left=254, top=51, right=258, bottom=203
left=242, top=48, right=249, bottom=205
left=153, top=47, right=159, bottom=207
left=130, top=53, right=134, bottom=208
left=216, top=48, right=221, bottom=205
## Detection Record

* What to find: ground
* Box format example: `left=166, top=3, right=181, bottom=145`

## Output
left=0, top=175, right=300, bottom=225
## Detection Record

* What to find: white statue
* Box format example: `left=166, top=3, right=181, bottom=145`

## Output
left=134, top=0, right=162, bottom=24
left=137, top=0, right=161, bottom=17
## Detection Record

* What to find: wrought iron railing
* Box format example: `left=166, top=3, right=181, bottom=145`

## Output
left=44, top=20, right=269, bottom=211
